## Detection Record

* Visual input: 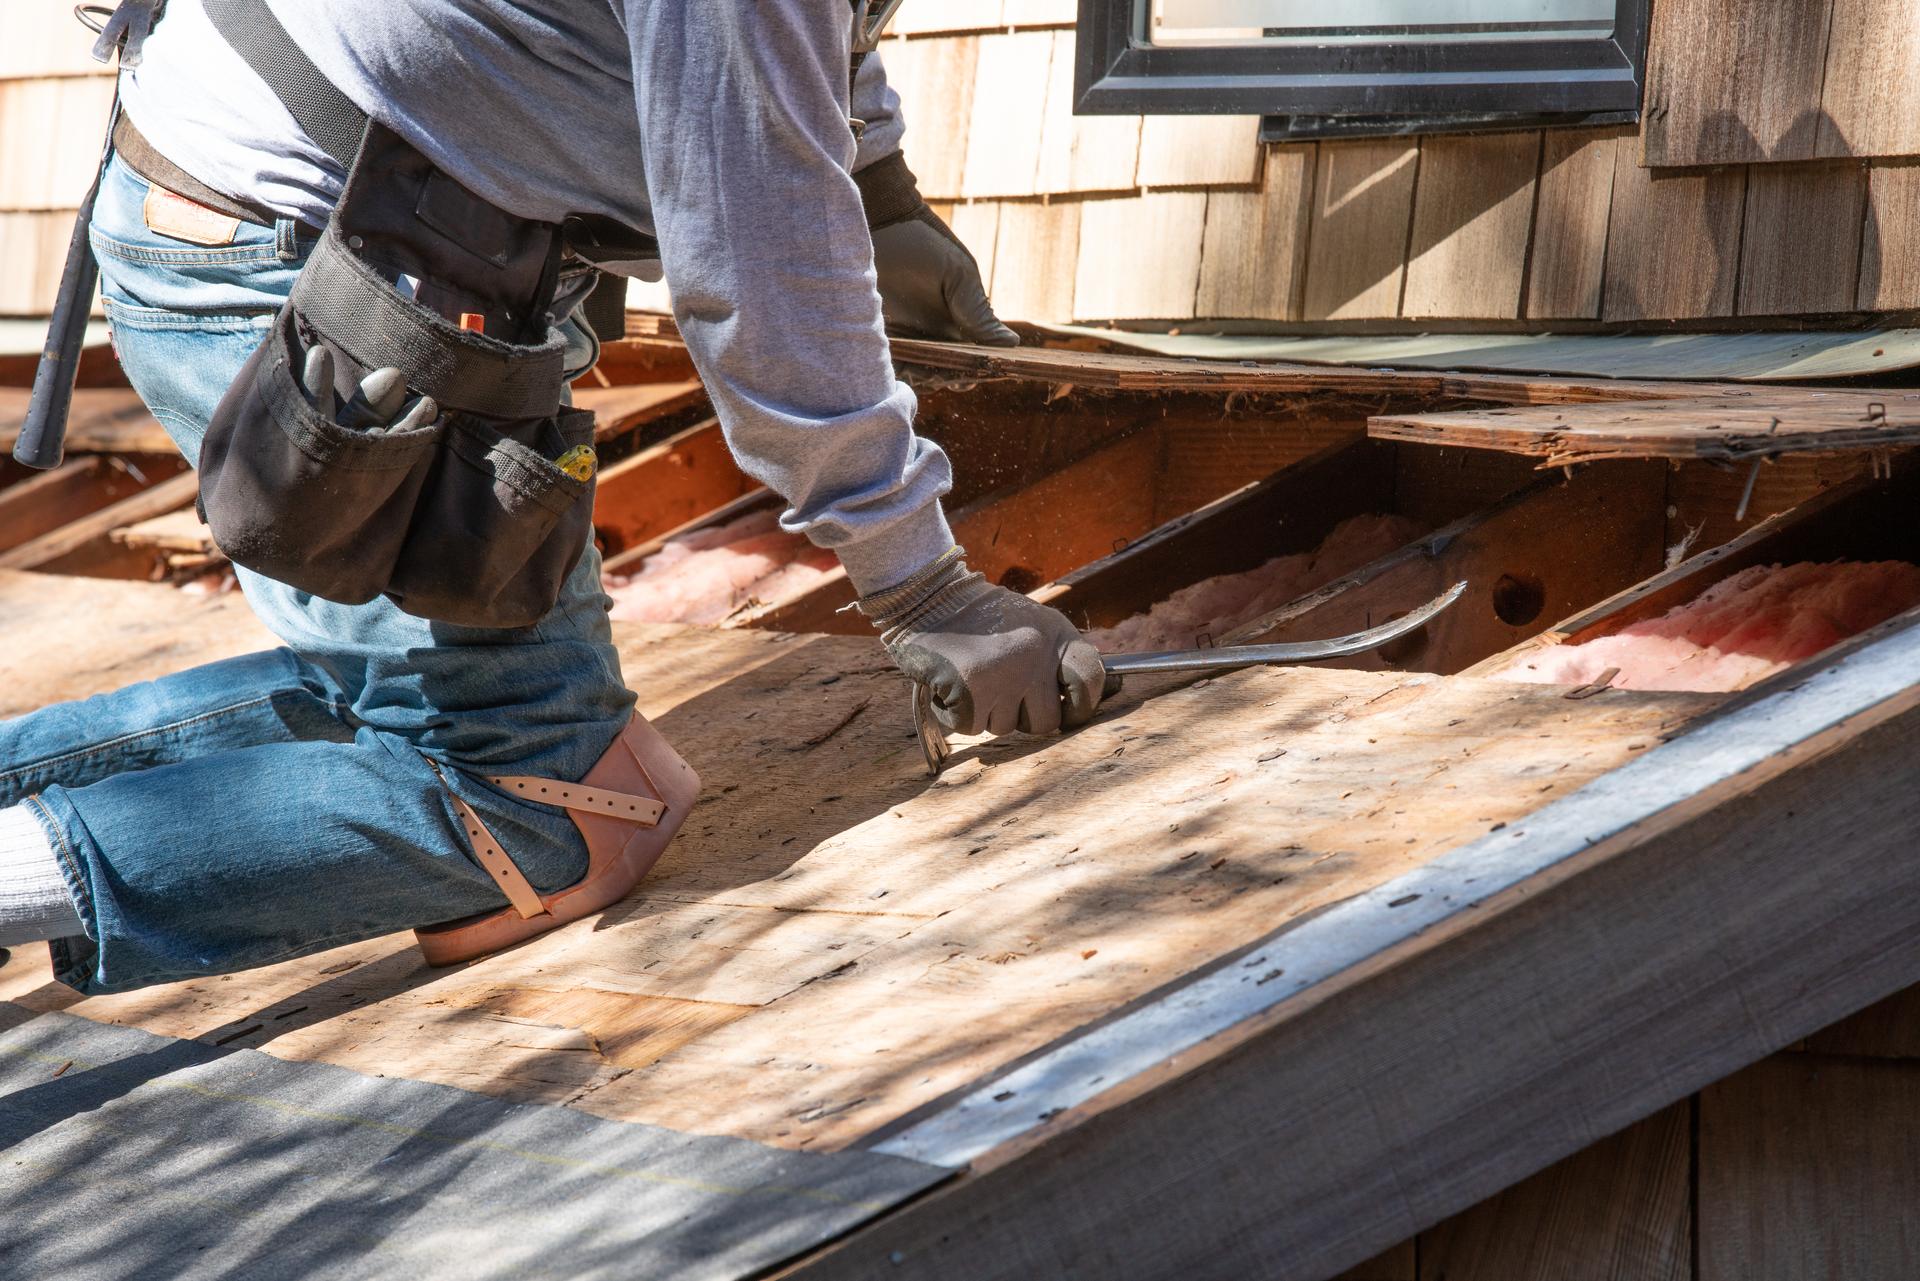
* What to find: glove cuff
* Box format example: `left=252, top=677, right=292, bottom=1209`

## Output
left=853, top=150, right=926, bottom=231
left=858, top=546, right=984, bottom=637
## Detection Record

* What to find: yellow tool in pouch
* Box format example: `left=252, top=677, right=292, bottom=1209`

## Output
left=554, top=444, right=598, bottom=482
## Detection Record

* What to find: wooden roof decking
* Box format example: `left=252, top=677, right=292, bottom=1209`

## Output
left=0, top=569, right=1709, bottom=1147
left=6, top=566, right=1920, bottom=1278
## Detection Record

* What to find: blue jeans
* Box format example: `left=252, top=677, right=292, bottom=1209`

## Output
left=2, top=154, right=636, bottom=994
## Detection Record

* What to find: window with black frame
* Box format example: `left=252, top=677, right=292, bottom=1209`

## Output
left=1074, top=0, right=1650, bottom=140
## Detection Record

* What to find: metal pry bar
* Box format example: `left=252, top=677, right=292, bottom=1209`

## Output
left=914, top=582, right=1470, bottom=776
left=1102, top=580, right=1468, bottom=676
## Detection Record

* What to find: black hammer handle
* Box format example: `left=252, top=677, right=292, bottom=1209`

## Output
left=14, top=184, right=103, bottom=471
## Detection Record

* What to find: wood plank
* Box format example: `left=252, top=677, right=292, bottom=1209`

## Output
left=1302, top=140, right=1419, bottom=322
left=1072, top=193, right=1206, bottom=321
left=735, top=385, right=1217, bottom=633
left=1371, top=393, right=1920, bottom=466
left=1700, top=1055, right=1920, bottom=1280
left=1233, top=462, right=1670, bottom=677
left=951, top=429, right=1161, bottom=591
left=1817, top=0, right=1920, bottom=159
left=1149, top=408, right=1360, bottom=526
left=1005, top=0, right=1077, bottom=26
left=890, top=1, right=1004, bottom=36
left=589, top=418, right=755, bottom=561
left=1858, top=161, right=1920, bottom=309
left=109, top=507, right=215, bottom=555
left=888, top=339, right=1744, bottom=406
left=1037, top=439, right=1396, bottom=631
left=0, top=570, right=272, bottom=718
left=880, top=36, right=980, bottom=200
left=0, top=574, right=1712, bottom=1162
left=569, top=381, right=706, bottom=443
left=583, top=671, right=1709, bottom=1148
left=959, top=33, right=1054, bottom=199
left=1641, top=0, right=1834, bottom=166
left=1033, top=31, right=1141, bottom=195
left=1802, top=984, right=1920, bottom=1059
left=785, top=617, right=1920, bottom=1280
left=0, top=387, right=173, bottom=455
left=0, top=454, right=176, bottom=552
left=987, top=200, right=1079, bottom=324
left=1194, top=144, right=1315, bottom=322
left=600, top=488, right=772, bottom=578
left=1665, top=452, right=1868, bottom=554
left=0, top=77, right=115, bottom=211
left=0, top=2, right=111, bottom=79
left=1134, top=116, right=1263, bottom=189
left=1417, top=1104, right=1690, bottom=1281
left=1335, top=1241, right=1416, bottom=1281
left=1601, top=151, right=1746, bottom=322
left=0, top=468, right=198, bottom=573
left=740, top=407, right=1350, bottom=635
left=1401, top=132, right=1541, bottom=321
left=1737, top=160, right=1869, bottom=315
left=0, top=210, right=68, bottom=315
left=1524, top=129, right=1625, bottom=321
left=947, top=201, right=1004, bottom=297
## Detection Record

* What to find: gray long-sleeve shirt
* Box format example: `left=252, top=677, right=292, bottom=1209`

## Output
left=120, top=0, right=955, bottom=594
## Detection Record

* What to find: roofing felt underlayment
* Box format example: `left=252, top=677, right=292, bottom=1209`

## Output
left=0, top=1010, right=947, bottom=1281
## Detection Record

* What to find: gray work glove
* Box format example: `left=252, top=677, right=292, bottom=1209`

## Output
left=855, top=152, right=1019, bottom=347
left=299, top=348, right=438, bottom=432
left=861, top=549, right=1105, bottom=736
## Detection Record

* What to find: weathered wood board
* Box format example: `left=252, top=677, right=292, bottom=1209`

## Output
left=1699, top=1055, right=1920, bottom=1280
left=0, top=469, right=199, bottom=573
left=1640, top=0, right=1834, bottom=166
left=1302, top=140, right=1419, bottom=322
left=0, top=574, right=1713, bottom=1156
left=889, top=339, right=1735, bottom=407
left=1524, top=129, right=1625, bottom=320
left=1401, top=132, right=1540, bottom=321
left=1371, top=392, right=1920, bottom=465
left=0, top=388, right=172, bottom=456
left=1417, top=1103, right=1690, bottom=1281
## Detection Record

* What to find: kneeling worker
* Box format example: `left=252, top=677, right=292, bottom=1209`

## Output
left=0, top=0, right=1104, bottom=993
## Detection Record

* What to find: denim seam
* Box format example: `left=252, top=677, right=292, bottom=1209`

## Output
left=91, top=229, right=284, bottom=267
left=0, top=693, right=286, bottom=787
left=26, top=794, right=99, bottom=944
left=103, top=298, right=275, bottom=330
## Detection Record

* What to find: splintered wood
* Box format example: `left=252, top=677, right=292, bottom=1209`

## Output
left=1370, top=393, right=1920, bottom=466
left=0, top=573, right=1715, bottom=1151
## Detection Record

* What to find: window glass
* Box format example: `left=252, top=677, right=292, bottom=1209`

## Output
left=1148, top=0, right=1615, bottom=47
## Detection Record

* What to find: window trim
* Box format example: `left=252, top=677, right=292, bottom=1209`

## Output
left=1072, top=0, right=1650, bottom=120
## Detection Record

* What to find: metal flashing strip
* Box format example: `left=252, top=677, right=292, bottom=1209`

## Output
left=1039, top=325, right=1920, bottom=383
left=875, top=614, right=1920, bottom=1169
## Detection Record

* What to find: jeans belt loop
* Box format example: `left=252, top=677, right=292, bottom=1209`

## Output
left=275, top=217, right=300, bottom=262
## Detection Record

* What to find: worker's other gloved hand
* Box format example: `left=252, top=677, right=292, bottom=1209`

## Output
left=299, top=347, right=438, bottom=433
left=861, top=549, right=1105, bottom=736
left=855, top=152, right=1018, bottom=347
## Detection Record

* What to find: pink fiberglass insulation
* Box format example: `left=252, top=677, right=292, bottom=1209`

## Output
left=1497, top=559, right=1920, bottom=693
left=604, top=507, right=837, bottom=625
left=1087, top=512, right=1423, bottom=654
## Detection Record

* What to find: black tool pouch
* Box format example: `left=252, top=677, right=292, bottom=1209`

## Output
left=200, top=121, right=593, bottom=630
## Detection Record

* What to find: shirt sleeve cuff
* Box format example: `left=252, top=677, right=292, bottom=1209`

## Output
left=830, top=499, right=959, bottom=598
